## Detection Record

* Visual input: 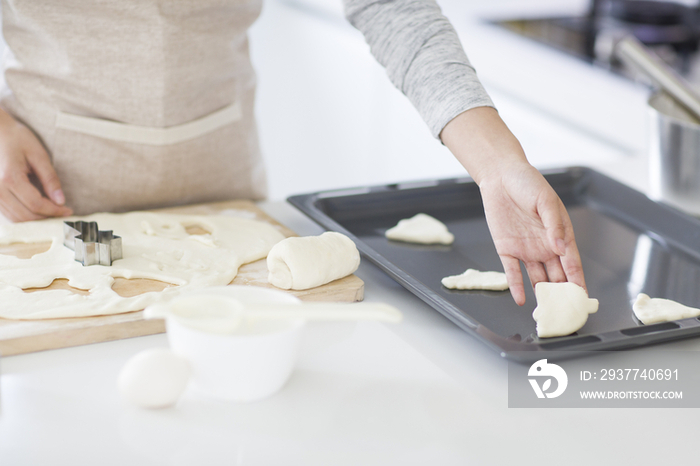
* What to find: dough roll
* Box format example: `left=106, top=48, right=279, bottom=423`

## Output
left=266, top=232, right=361, bottom=290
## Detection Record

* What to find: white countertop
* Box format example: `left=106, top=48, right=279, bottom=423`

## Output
left=2, top=1, right=699, bottom=464
left=2, top=201, right=700, bottom=466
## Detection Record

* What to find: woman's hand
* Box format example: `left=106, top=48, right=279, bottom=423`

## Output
left=441, top=106, right=585, bottom=305
left=0, top=108, right=72, bottom=222
left=478, top=163, right=585, bottom=305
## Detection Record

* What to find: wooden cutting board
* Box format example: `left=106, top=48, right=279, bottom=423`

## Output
left=0, top=200, right=364, bottom=356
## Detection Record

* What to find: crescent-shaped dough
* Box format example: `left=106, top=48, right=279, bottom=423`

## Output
left=267, top=232, right=360, bottom=290
left=441, top=269, right=509, bottom=291
left=385, top=213, right=454, bottom=245
left=633, top=293, right=700, bottom=324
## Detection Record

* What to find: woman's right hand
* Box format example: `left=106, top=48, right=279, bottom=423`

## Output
left=441, top=107, right=586, bottom=306
left=0, top=108, right=72, bottom=222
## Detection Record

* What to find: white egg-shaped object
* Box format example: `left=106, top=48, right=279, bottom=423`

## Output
left=118, top=348, right=192, bottom=409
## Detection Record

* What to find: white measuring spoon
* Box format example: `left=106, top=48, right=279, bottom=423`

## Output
left=144, top=295, right=402, bottom=334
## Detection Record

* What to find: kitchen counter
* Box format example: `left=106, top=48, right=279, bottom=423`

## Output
left=1, top=200, right=699, bottom=466
left=1, top=1, right=698, bottom=464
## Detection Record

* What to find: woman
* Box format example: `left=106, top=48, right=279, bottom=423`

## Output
left=0, top=0, right=585, bottom=304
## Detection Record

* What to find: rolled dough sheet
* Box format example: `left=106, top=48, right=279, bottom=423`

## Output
left=385, top=213, right=454, bottom=245
left=441, top=269, right=509, bottom=291
left=0, top=212, right=285, bottom=319
left=532, top=282, right=599, bottom=338
left=633, top=293, right=700, bottom=325
left=267, top=232, right=360, bottom=290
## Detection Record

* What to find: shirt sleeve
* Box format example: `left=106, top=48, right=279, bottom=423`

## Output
left=343, top=0, right=495, bottom=139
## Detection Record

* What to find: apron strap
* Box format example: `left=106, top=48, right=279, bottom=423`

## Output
left=55, top=101, right=242, bottom=146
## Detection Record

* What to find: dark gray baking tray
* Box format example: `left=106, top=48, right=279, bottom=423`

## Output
left=288, top=166, right=700, bottom=362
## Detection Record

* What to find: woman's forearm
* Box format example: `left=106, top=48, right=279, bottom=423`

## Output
left=343, top=0, right=494, bottom=138
left=440, top=106, right=529, bottom=186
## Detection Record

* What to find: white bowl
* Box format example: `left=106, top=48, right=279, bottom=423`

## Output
left=164, top=286, right=304, bottom=402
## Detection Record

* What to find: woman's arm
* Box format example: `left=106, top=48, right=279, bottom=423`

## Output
left=344, top=0, right=586, bottom=303
left=441, top=107, right=585, bottom=305
left=344, top=0, right=494, bottom=138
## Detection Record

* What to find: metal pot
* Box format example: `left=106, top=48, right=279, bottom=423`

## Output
left=648, top=91, right=700, bottom=216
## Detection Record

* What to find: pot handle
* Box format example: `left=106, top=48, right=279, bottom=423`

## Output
left=615, top=35, right=700, bottom=121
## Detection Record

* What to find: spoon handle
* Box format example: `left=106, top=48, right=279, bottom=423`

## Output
left=245, top=302, right=403, bottom=323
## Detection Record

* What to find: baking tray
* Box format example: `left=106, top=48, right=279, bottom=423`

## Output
left=288, top=166, right=700, bottom=362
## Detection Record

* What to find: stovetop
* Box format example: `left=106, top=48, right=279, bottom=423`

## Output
left=492, top=0, right=700, bottom=88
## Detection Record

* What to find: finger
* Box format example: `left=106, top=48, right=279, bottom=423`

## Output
left=24, top=140, right=66, bottom=206
left=0, top=202, right=18, bottom=222
left=544, top=257, right=567, bottom=283
left=561, top=240, right=587, bottom=293
left=0, top=188, right=43, bottom=222
left=538, top=196, right=567, bottom=256
left=525, top=261, right=548, bottom=293
left=501, top=255, right=526, bottom=306
left=8, top=172, right=72, bottom=217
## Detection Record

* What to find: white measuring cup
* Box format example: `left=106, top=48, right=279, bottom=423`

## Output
left=144, top=286, right=402, bottom=402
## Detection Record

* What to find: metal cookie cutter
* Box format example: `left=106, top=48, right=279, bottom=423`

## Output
left=63, top=221, right=122, bottom=266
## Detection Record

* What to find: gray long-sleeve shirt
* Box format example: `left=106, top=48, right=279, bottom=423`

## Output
left=343, top=0, right=495, bottom=139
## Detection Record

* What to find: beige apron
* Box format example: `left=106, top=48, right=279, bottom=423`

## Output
left=0, top=0, right=267, bottom=215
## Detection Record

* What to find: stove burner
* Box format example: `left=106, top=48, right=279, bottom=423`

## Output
left=605, top=0, right=700, bottom=51
left=609, top=0, right=690, bottom=25
left=491, top=0, right=700, bottom=85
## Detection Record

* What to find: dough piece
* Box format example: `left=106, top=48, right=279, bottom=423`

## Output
left=441, top=269, right=509, bottom=291
left=118, top=348, right=192, bottom=409
left=267, top=232, right=360, bottom=290
left=0, top=212, right=286, bottom=319
left=532, top=282, right=599, bottom=338
left=385, top=213, right=454, bottom=245
left=633, top=293, right=700, bottom=324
